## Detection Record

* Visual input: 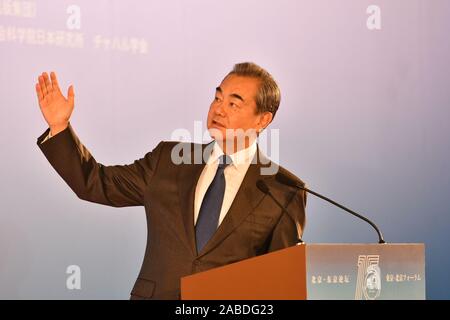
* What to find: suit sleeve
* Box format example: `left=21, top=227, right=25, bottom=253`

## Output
left=267, top=189, right=307, bottom=252
left=37, top=123, right=164, bottom=207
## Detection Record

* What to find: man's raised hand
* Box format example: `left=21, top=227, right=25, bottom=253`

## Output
left=36, top=72, right=74, bottom=136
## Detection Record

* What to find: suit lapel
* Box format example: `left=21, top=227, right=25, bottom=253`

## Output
left=176, top=142, right=209, bottom=257
left=177, top=162, right=203, bottom=257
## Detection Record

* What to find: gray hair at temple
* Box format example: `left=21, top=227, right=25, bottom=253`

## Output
left=228, top=62, right=281, bottom=120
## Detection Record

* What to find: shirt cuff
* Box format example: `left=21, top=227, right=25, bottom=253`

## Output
left=40, top=130, right=53, bottom=144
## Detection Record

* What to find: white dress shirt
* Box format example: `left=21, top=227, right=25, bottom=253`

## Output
left=194, top=140, right=257, bottom=227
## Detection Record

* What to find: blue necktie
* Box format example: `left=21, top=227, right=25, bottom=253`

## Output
left=195, top=154, right=231, bottom=253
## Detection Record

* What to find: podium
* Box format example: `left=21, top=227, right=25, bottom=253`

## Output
left=181, top=243, right=425, bottom=300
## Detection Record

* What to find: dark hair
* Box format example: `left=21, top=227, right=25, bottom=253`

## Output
left=228, top=62, right=281, bottom=120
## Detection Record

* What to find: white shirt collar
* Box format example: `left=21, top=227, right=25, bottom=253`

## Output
left=207, top=140, right=257, bottom=169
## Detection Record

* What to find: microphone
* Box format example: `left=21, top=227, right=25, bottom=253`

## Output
left=275, top=172, right=386, bottom=244
left=256, top=180, right=304, bottom=244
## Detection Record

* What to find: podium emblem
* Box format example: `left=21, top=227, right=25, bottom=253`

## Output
left=355, top=255, right=381, bottom=300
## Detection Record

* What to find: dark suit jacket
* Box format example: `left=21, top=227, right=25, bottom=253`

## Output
left=37, top=124, right=307, bottom=299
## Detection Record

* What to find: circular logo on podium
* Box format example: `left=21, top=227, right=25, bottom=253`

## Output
left=363, top=264, right=381, bottom=300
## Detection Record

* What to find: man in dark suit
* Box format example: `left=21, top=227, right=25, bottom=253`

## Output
left=35, top=62, right=307, bottom=299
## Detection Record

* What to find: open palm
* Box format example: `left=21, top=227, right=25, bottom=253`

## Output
left=35, top=72, right=74, bottom=134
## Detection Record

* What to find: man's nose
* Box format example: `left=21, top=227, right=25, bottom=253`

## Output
left=214, top=102, right=226, bottom=116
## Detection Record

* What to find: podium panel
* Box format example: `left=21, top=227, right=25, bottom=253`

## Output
left=181, top=243, right=425, bottom=300
left=306, top=244, right=425, bottom=300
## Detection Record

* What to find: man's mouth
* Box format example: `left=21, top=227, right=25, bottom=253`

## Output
left=212, top=120, right=226, bottom=128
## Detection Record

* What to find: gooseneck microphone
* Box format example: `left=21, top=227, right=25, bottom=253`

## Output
left=275, top=172, right=386, bottom=244
left=256, top=180, right=304, bottom=244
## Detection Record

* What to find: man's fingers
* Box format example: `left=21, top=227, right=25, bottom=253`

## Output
left=50, top=71, right=61, bottom=92
left=38, top=75, right=47, bottom=96
left=42, top=72, right=53, bottom=93
left=67, top=85, right=75, bottom=106
left=35, top=83, right=44, bottom=102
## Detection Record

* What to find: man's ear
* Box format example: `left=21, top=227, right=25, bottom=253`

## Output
left=258, top=112, right=273, bottom=131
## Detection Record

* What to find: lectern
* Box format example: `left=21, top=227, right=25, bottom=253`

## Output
left=181, top=243, right=425, bottom=300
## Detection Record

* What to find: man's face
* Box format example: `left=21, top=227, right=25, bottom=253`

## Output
left=207, top=74, right=272, bottom=145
